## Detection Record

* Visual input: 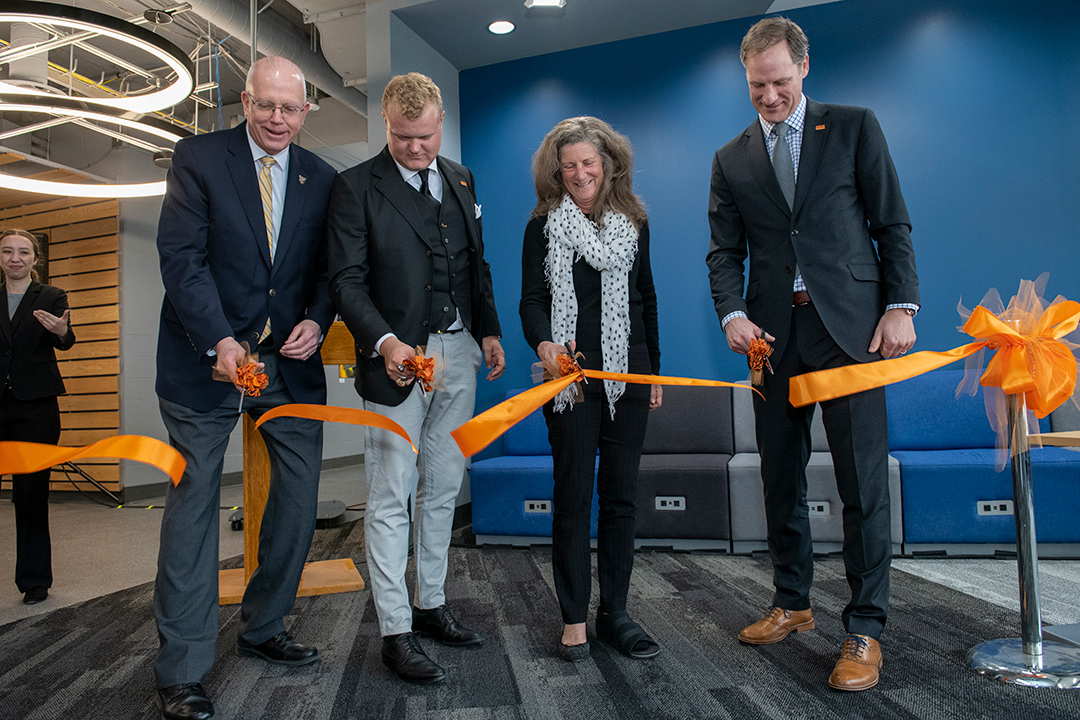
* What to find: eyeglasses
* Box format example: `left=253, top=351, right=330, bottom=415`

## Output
left=249, top=97, right=306, bottom=118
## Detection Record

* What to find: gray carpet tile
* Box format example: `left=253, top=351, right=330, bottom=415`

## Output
left=2, top=520, right=1080, bottom=719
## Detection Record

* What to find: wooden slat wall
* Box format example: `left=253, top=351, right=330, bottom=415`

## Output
left=1, top=197, right=121, bottom=493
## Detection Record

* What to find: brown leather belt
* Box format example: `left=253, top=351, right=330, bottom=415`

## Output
left=792, top=291, right=812, bottom=306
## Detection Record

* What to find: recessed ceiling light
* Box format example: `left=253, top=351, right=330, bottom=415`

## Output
left=525, top=0, right=566, bottom=7
left=488, top=21, right=515, bottom=34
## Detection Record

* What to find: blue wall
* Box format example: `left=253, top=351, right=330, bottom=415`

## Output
left=459, top=0, right=1080, bottom=454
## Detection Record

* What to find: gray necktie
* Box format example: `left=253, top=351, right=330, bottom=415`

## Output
left=772, top=121, right=795, bottom=209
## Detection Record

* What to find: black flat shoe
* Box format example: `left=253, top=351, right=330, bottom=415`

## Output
left=596, top=611, right=660, bottom=659
left=236, top=631, right=319, bottom=666
left=412, top=604, right=482, bottom=646
left=156, top=682, right=214, bottom=720
left=382, top=632, right=447, bottom=684
left=22, top=586, right=48, bottom=605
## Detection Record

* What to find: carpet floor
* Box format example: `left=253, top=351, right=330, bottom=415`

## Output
left=2, top=519, right=1079, bottom=720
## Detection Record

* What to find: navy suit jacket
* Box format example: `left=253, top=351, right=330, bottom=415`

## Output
left=155, top=123, right=337, bottom=412
left=0, top=280, right=75, bottom=400
left=707, top=100, right=919, bottom=363
left=327, top=146, right=501, bottom=406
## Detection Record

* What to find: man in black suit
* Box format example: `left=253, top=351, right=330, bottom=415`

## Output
left=328, top=72, right=504, bottom=684
left=707, top=17, right=919, bottom=691
left=153, top=56, right=336, bottom=719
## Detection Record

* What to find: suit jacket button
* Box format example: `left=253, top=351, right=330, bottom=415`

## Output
left=425, top=285, right=432, bottom=291
left=426, top=250, right=432, bottom=257
left=791, top=229, right=799, bottom=236
left=251, top=332, right=259, bottom=340
left=785, top=266, right=792, bottom=273
left=442, top=306, right=449, bottom=312
left=422, top=320, right=429, bottom=327
left=269, top=288, right=276, bottom=296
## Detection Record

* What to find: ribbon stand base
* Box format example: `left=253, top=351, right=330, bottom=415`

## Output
left=218, top=414, right=364, bottom=604
left=966, top=393, right=1080, bottom=687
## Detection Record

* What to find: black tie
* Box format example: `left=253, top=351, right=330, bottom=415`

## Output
left=417, top=168, right=440, bottom=207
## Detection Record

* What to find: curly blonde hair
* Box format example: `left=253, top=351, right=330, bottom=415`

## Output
left=531, top=116, right=646, bottom=229
left=0, top=227, right=42, bottom=282
left=382, top=72, right=443, bottom=120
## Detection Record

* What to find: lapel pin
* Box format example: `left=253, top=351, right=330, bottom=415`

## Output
left=459, top=180, right=468, bottom=187
left=815, top=124, right=825, bottom=130
left=299, top=175, right=307, bottom=185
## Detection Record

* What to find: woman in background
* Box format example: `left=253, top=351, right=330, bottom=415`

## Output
left=520, top=117, right=662, bottom=661
left=0, top=227, right=75, bottom=605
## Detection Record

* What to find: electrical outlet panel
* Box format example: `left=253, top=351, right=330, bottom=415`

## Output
left=977, top=500, right=1014, bottom=516
left=524, top=500, right=552, bottom=514
left=655, top=496, right=686, bottom=511
left=807, top=501, right=831, bottom=516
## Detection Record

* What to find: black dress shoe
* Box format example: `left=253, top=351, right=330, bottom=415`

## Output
left=236, top=630, right=319, bottom=666
left=156, top=682, right=214, bottom=720
left=382, top=632, right=447, bottom=684
left=22, top=586, right=48, bottom=605
left=412, top=604, right=482, bottom=646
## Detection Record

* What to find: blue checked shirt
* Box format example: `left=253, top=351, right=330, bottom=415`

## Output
left=721, top=95, right=918, bottom=330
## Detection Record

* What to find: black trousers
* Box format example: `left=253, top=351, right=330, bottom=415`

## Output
left=543, top=344, right=651, bottom=625
left=754, top=304, right=892, bottom=639
left=1, top=389, right=60, bottom=593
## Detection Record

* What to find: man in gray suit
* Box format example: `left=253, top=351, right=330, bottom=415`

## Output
left=707, top=17, right=919, bottom=691
left=328, top=72, right=504, bottom=684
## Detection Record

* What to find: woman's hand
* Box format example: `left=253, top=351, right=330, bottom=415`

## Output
left=33, top=308, right=69, bottom=338
left=650, top=384, right=663, bottom=410
left=537, top=339, right=575, bottom=377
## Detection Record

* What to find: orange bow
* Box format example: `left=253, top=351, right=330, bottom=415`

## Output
left=0, top=436, right=186, bottom=486
left=236, top=362, right=269, bottom=397
left=789, top=298, right=1079, bottom=419
left=255, top=404, right=418, bottom=453
left=451, top=369, right=761, bottom=458
left=404, top=352, right=437, bottom=393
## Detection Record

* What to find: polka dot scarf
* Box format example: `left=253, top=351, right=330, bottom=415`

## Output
left=544, top=193, right=638, bottom=417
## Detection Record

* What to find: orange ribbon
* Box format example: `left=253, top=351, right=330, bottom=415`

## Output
left=236, top=362, right=269, bottom=397
left=451, top=370, right=761, bottom=458
left=404, top=353, right=436, bottom=393
left=0, top=436, right=186, bottom=486
left=255, top=404, right=418, bottom=453
left=789, top=299, right=1080, bottom=418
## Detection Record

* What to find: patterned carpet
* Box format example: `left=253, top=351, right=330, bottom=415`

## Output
left=2, top=519, right=1080, bottom=720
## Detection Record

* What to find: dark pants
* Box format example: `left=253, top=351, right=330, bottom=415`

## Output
left=1, top=389, right=60, bottom=593
left=153, top=351, right=323, bottom=687
left=544, top=344, right=651, bottom=625
left=754, top=304, right=892, bottom=639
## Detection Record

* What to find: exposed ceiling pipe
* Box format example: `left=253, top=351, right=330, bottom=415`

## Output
left=183, top=0, right=367, bottom=118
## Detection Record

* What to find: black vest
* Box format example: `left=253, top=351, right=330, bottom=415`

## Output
left=413, top=181, right=472, bottom=333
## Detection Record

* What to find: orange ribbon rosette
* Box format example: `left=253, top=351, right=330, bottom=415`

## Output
left=404, top=352, right=437, bottom=393
left=788, top=279, right=1079, bottom=422
left=0, top=436, right=186, bottom=486
left=236, top=362, right=269, bottom=397
left=451, top=361, right=762, bottom=458
left=255, top=404, right=418, bottom=453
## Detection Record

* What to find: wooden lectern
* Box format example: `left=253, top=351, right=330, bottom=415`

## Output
left=219, top=321, right=366, bottom=604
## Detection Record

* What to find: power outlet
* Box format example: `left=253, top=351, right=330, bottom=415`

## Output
left=808, top=501, right=831, bottom=516
left=977, top=500, right=1014, bottom=516
left=655, top=496, right=686, bottom=511
left=524, top=500, right=551, bottom=514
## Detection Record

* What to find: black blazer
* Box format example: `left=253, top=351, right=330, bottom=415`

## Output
left=0, top=280, right=76, bottom=401
left=328, top=146, right=502, bottom=406
left=155, top=123, right=337, bottom=412
left=706, top=99, right=919, bottom=363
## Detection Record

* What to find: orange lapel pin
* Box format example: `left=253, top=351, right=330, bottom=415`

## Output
left=459, top=180, right=468, bottom=187
left=299, top=175, right=307, bottom=185
left=815, top=124, right=825, bottom=130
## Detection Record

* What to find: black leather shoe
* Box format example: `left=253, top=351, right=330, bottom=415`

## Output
left=22, top=586, right=48, bottom=605
left=412, top=604, right=482, bottom=646
left=156, top=683, right=214, bottom=720
left=382, top=632, right=447, bottom=684
left=236, top=631, right=319, bottom=666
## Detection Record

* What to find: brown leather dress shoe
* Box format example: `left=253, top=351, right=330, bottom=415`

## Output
left=828, top=634, right=883, bottom=691
left=738, top=606, right=815, bottom=644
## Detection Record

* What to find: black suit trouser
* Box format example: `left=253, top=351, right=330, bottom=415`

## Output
left=1, top=389, right=60, bottom=593
left=754, top=303, right=891, bottom=639
left=544, top=344, right=651, bottom=625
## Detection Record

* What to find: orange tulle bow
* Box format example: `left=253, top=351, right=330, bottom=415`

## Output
left=236, top=362, right=269, bottom=397
left=789, top=291, right=1079, bottom=419
left=747, top=338, right=773, bottom=373
left=255, top=404, right=417, bottom=453
left=451, top=370, right=762, bottom=458
left=0, top=436, right=186, bottom=486
left=557, top=353, right=583, bottom=378
left=404, top=353, right=436, bottom=393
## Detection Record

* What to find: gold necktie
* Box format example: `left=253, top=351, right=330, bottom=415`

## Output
left=258, top=156, right=276, bottom=342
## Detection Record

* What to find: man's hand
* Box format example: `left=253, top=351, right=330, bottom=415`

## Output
left=868, top=308, right=916, bottom=359
left=650, top=384, right=663, bottom=410
left=537, top=339, right=575, bottom=378
left=213, top=336, right=257, bottom=389
left=380, top=336, right=417, bottom=386
left=724, top=316, right=775, bottom=355
left=482, top=336, right=506, bottom=381
left=279, top=319, right=322, bottom=361
left=33, top=308, right=69, bottom=337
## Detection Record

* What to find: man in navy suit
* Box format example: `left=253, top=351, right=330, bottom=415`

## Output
left=707, top=18, right=919, bottom=691
left=328, top=72, right=504, bottom=684
left=153, top=56, right=336, bottom=720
